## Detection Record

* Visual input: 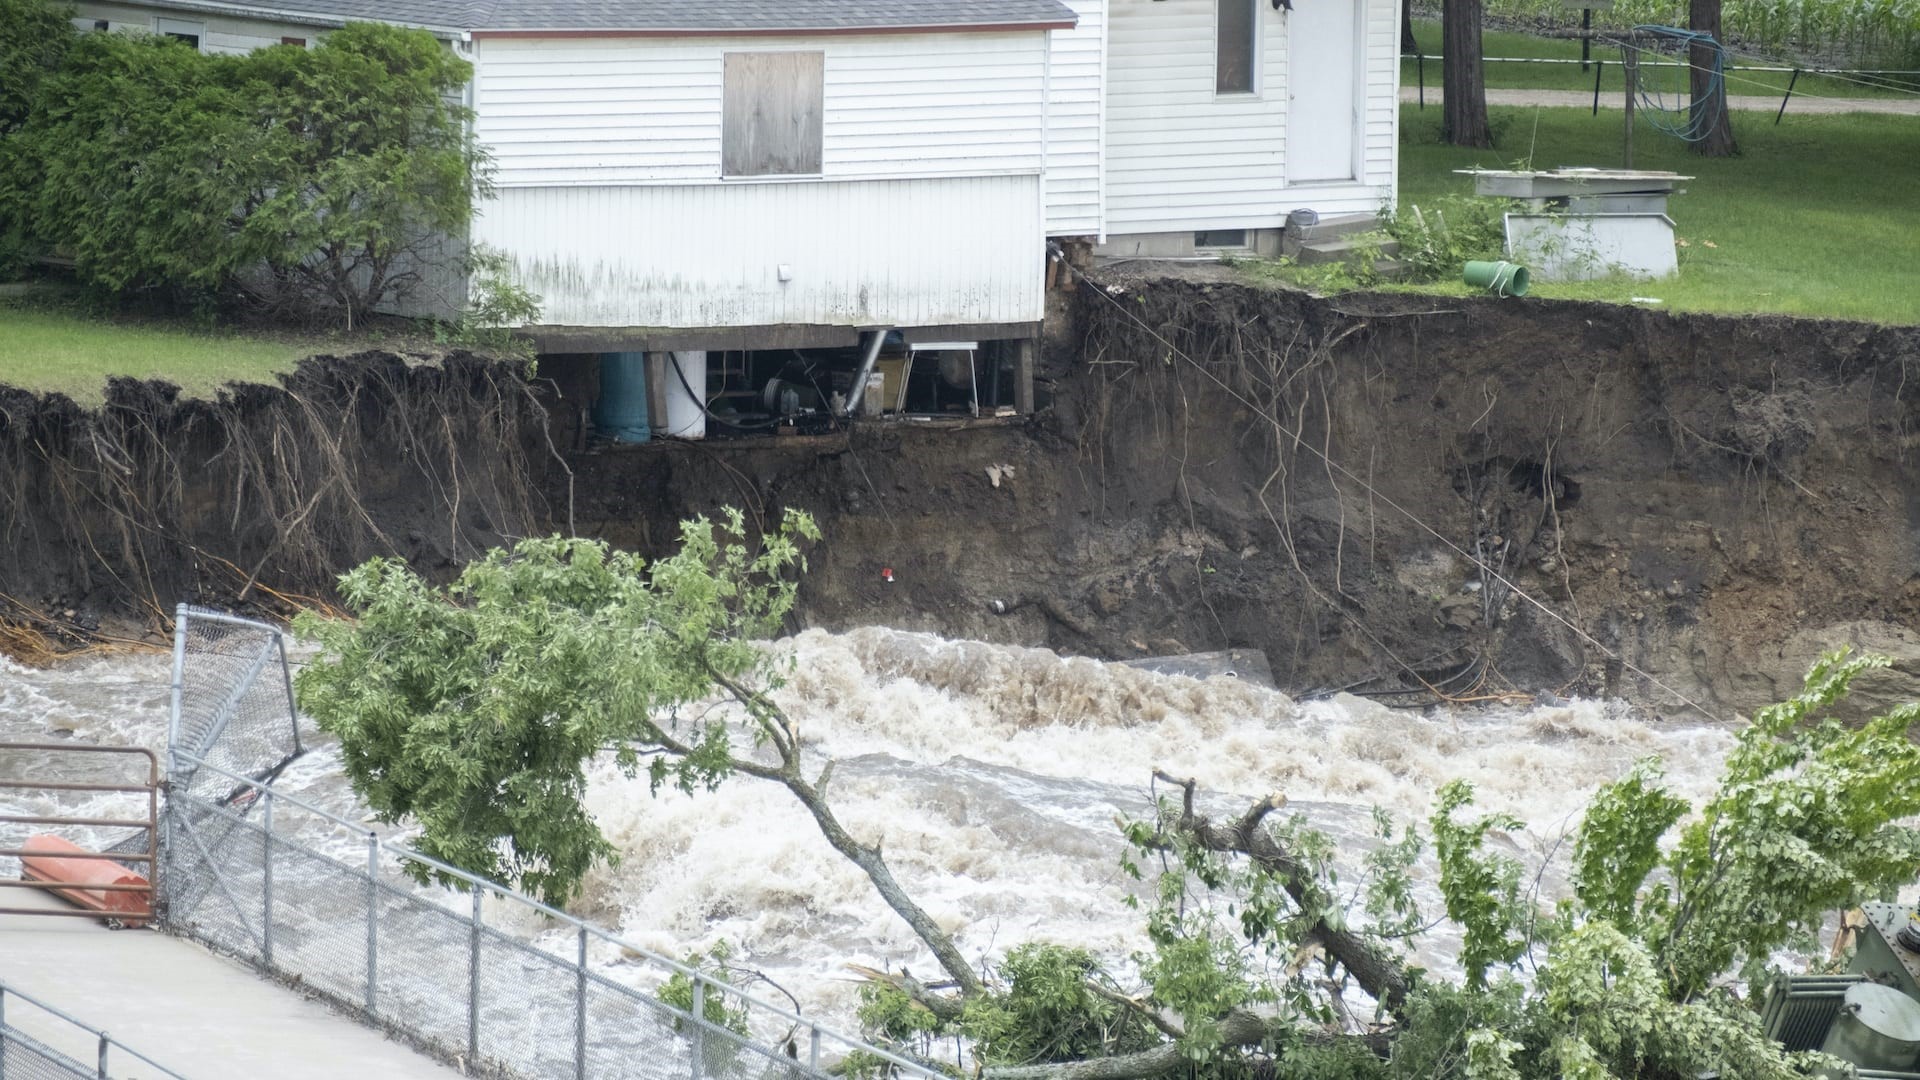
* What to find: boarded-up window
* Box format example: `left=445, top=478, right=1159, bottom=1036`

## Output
left=1216, top=0, right=1257, bottom=94
left=723, top=52, right=825, bottom=177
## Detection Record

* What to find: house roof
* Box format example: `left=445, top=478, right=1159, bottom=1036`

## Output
left=127, top=0, right=1077, bottom=34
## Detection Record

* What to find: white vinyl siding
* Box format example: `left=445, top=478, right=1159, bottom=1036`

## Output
left=475, top=175, right=1043, bottom=329
left=475, top=33, right=1048, bottom=187
left=1102, top=0, right=1398, bottom=234
left=70, top=1, right=334, bottom=54
left=1045, top=0, right=1106, bottom=237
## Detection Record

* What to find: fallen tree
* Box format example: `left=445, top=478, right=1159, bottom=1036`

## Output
left=296, top=518, right=1920, bottom=1079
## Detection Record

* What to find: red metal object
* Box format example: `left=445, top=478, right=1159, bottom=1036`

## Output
left=0, top=743, right=158, bottom=926
left=18, top=835, right=152, bottom=921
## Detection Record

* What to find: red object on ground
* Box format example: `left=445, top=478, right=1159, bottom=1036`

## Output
left=20, top=834, right=151, bottom=923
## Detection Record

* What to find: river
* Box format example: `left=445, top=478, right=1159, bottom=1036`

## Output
left=0, top=627, right=1741, bottom=1032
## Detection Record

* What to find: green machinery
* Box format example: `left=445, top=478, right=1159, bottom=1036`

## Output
left=1764, top=904, right=1920, bottom=1076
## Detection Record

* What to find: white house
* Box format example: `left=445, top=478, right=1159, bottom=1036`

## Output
left=1055, top=0, right=1403, bottom=258
left=62, top=0, right=1401, bottom=425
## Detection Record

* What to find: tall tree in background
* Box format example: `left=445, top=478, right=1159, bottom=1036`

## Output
left=1401, top=0, right=1419, bottom=57
left=1688, top=0, right=1739, bottom=156
left=1442, top=0, right=1493, bottom=146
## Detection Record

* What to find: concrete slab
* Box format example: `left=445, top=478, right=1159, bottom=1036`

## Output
left=0, top=889, right=463, bottom=1079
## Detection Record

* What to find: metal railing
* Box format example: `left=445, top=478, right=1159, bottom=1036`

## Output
left=0, top=744, right=157, bottom=923
left=0, top=979, right=190, bottom=1080
left=162, top=750, right=941, bottom=1080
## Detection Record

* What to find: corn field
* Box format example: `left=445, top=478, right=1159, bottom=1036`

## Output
left=1476, top=0, right=1920, bottom=66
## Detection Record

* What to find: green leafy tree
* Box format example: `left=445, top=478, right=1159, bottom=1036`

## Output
left=301, top=521, right=1920, bottom=1080
left=0, top=0, right=72, bottom=136
left=7, top=17, right=484, bottom=320
left=235, top=22, right=484, bottom=323
left=0, top=0, right=76, bottom=273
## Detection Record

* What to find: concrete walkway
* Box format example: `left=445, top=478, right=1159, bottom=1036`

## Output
left=1, top=890, right=463, bottom=1079
left=1400, top=86, right=1920, bottom=115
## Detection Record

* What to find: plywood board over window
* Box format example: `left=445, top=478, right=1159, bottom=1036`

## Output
left=723, top=51, right=825, bottom=177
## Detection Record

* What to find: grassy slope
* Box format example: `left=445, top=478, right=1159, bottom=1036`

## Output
left=1400, top=18, right=1913, bottom=99
left=1388, top=105, right=1920, bottom=323
left=0, top=305, right=319, bottom=405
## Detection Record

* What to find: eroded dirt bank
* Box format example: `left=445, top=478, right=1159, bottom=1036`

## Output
left=562, top=280, right=1920, bottom=717
left=0, top=352, right=549, bottom=640
left=6, top=283, right=1920, bottom=716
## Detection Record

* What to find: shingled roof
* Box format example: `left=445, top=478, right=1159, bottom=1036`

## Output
left=130, top=0, right=1076, bottom=34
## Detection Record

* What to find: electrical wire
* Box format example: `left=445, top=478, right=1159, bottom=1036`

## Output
left=1624, top=26, right=1729, bottom=142
left=1053, top=251, right=1729, bottom=723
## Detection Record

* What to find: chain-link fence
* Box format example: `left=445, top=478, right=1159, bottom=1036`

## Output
left=166, top=606, right=302, bottom=806
left=162, top=608, right=939, bottom=1080
left=0, top=981, right=190, bottom=1080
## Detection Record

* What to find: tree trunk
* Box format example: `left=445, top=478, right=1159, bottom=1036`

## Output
left=1401, top=0, right=1420, bottom=57
left=1687, top=0, right=1738, bottom=156
left=1441, top=0, right=1492, bottom=147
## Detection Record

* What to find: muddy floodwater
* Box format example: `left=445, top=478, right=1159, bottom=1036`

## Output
left=0, top=626, right=1741, bottom=1031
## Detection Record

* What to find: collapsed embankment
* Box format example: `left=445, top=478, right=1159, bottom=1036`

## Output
left=7, top=283, right=1920, bottom=716
left=0, top=352, right=550, bottom=640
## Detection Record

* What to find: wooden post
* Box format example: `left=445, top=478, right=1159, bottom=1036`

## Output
left=1622, top=50, right=1638, bottom=169
left=1014, top=339, right=1035, bottom=416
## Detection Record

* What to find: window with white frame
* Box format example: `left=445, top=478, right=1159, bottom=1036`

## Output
left=155, top=17, right=204, bottom=50
left=1216, top=0, right=1257, bottom=94
left=722, top=51, right=825, bottom=177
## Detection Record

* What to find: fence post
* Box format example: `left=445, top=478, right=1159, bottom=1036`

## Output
left=2, top=987, right=9, bottom=1076
left=575, top=926, right=588, bottom=1080
left=365, top=833, right=379, bottom=1014
left=261, top=790, right=274, bottom=968
left=469, top=888, right=483, bottom=1062
left=691, top=976, right=706, bottom=1080
left=809, top=1026, right=821, bottom=1073
left=1776, top=68, right=1801, bottom=124
left=97, top=1032, right=109, bottom=1078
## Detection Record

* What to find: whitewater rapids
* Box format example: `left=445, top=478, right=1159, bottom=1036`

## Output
left=0, top=626, right=1740, bottom=1030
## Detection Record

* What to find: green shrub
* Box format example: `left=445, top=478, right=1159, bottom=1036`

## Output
left=4, top=13, right=484, bottom=323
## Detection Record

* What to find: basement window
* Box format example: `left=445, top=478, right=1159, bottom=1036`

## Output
left=1196, top=229, right=1249, bottom=249
left=722, top=51, right=825, bottom=178
left=155, top=17, right=204, bottom=50
left=281, top=36, right=307, bottom=47
left=1216, top=0, right=1257, bottom=94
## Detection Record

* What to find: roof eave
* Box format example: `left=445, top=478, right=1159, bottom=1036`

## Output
left=88, top=0, right=466, bottom=37
left=468, top=20, right=1077, bottom=39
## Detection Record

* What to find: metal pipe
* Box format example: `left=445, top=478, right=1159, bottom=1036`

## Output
left=576, top=926, right=589, bottom=1080
left=840, top=329, right=889, bottom=417
left=1776, top=68, right=1801, bottom=123
left=0, top=847, right=153, bottom=862
left=262, top=791, right=274, bottom=968
left=366, top=833, right=379, bottom=1014
left=691, top=976, right=706, bottom=1080
left=0, top=814, right=153, bottom=829
left=469, top=888, right=483, bottom=1060
left=1593, top=58, right=1605, bottom=114
left=0, top=778, right=157, bottom=793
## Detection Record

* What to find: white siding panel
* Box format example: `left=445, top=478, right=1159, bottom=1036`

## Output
left=71, top=1, right=329, bottom=51
left=1105, top=0, right=1289, bottom=233
left=475, top=176, right=1043, bottom=330
left=1046, top=0, right=1106, bottom=236
left=1103, top=0, right=1399, bottom=234
left=476, top=33, right=1047, bottom=187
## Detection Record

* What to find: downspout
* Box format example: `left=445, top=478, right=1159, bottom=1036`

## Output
left=840, top=329, right=890, bottom=417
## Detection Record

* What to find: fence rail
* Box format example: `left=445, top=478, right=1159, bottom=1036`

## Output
left=0, top=980, right=190, bottom=1080
left=0, top=743, right=157, bottom=923
left=161, top=604, right=939, bottom=1080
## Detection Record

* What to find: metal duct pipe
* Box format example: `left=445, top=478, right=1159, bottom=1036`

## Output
left=840, top=329, right=889, bottom=417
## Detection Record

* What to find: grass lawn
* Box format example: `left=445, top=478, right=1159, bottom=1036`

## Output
left=1400, top=19, right=1913, bottom=100
left=0, top=302, right=324, bottom=405
left=1239, top=106, right=1919, bottom=322
left=1378, top=106, right=1920, bottom=322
